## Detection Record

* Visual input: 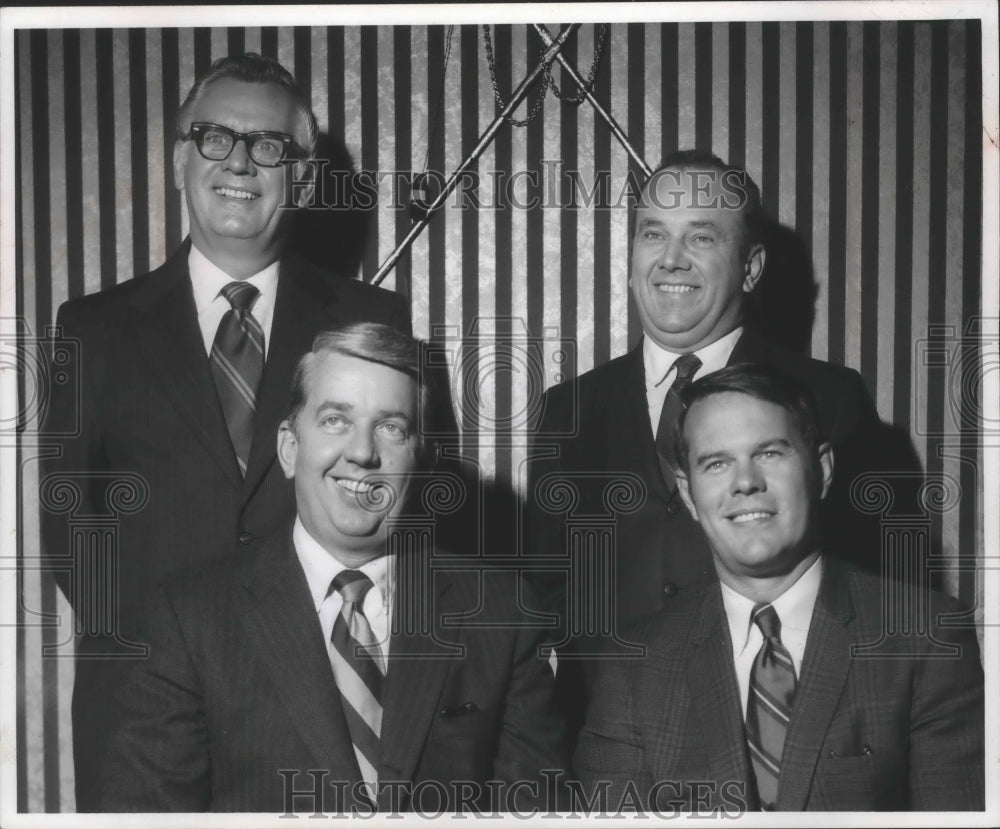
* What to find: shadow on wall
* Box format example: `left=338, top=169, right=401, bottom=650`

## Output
left=290, top=131, right=371, bottom=280
left=745, top=218, right=819, bottom=357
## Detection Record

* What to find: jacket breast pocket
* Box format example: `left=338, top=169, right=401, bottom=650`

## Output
left=809, top=749, right=907, bottom=810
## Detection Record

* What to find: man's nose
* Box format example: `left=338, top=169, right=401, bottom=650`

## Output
left=657, top=237, right=689, bottom=271
left=222, top=139, right=255, bottom=175
left=730, top=458, right=765, bottom=495
left=345, top=429, right=380, bottom=468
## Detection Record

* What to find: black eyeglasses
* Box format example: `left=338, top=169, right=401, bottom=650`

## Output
left=182, top=122, right=307, bottom=167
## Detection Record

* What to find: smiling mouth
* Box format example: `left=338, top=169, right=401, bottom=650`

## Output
left=728, top=510, right=774, bottom=524
left=655, top=283, right=698, bottom=294
left=335, top=478, right=375, bottom=495
left=215, top=186, right=258, bottom=201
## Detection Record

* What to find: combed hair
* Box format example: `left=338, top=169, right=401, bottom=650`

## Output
left=287, top=323, right=434, bottom=460
left=673, top=363, right=824, bottom=475
left=177, top=52, right=318, bottom=158
left=639, top=148, right=765, bottom=246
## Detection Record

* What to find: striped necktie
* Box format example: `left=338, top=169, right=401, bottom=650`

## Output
left=745, top=603, right=797, bottom=811
left=654, top=352, right=702, bottom=490
left=210, top=281, right=264, bottom=476
left=328, top=570, right=385, bottom=803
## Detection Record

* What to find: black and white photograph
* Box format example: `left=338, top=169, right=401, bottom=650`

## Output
left=0, top=2, right=997, bottom=824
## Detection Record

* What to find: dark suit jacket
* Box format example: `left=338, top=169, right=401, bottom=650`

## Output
left=525, top=330, right=921, bottom=744
left=573, top=559, right=984, bottom=811
left=40, top=240, right=410, bottom=808
left=528, top=330, right=892, bottom=624
left=98, top=532, right=567, bottom=813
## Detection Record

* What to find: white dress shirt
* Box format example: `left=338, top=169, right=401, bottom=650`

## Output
left=188, top=244, right=279, bottom=358
left=720, top=555, right=824, bottom=719
left=292, top=517, right=395, bottom=669
left=643, top=326, right=743, bottom=433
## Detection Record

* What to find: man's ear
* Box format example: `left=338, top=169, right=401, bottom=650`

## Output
left=173, top=139, right=187, bottom=192
left=676, top=467, right=699, bottom=521
left=817, top=442, right=834, bottom=500
left=292, top=159, right=317, bottom=209
left=742, top=242, right=766, bottom=294
left=276, top=420, right=298, bottom=480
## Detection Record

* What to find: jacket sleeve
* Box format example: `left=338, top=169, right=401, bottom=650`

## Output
left=572, top=646, right=652, bottom=811
left=908, top=604, right=985, bottom=810
left=98, top=587, right=211, bottom=812
left=40, top=302, right=104, bottom=605
left=491, top=577, right=570, bottom=811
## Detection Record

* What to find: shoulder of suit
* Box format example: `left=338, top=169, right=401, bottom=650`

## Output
left=543, top=349, right=637, bottom=404
left=55, top=262, right=171, bottom=327
left=620, top=586, right=712, bottom=654
left=828, top=559, right=977, bottom=650
left=742, top=331, right=866, bottom=391
left=285, top=254, right=407, bottom=310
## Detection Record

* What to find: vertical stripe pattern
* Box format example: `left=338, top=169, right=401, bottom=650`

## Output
left=745, top=603, right=797, bottom=810
left=12, top=22, right=985, bottom=810
left=327, top=570, right=385, bottom=800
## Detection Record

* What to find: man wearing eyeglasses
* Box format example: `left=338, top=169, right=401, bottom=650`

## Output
left=41, top=53, right=410, bottom=811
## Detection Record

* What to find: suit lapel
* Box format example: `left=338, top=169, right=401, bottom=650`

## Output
left=129, top=243, right=241, bottom=486
left=681, top=587, right=755, bottom=798
left=243, top=259, right=333, bottom=496
left=245, top=535, right=361, bottom=783
left=777, top=560, right=856, bottom=810
left=376, top=566, right=459, bottom=803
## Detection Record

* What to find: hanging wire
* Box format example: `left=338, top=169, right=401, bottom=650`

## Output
left=482, top=24, right=548, bottom=127
left=419, top=25, right=456, bottom=174
left=483, top=23, right=609, bottom=126
left=544, top=23, right=608, bottom=105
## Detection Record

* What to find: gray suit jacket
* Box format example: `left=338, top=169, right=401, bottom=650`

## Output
left=573, top=559, right=984, bottom=811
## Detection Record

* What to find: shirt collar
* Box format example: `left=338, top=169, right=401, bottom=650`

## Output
left=188, top=243, right=280, bottom=314
left=720, top=555, right=824, bottom=658
left=643, top=325, right=744, bottom=388
left=292, top=517, right=394, bottom=614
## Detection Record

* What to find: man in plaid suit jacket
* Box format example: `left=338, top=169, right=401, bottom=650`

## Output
left=573, top=365, right=984, bottom=812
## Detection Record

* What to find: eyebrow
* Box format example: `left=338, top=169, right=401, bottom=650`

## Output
left=314, top=401, right=412, bottom=422
left=692, top=437, right=794, bottom=467
left=636, top=217, right=723, bottom=231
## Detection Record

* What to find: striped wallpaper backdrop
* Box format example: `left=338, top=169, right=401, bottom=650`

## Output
left=14, top=21, right=984, bottom=811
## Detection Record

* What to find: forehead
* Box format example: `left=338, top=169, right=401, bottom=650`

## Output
left=637, top=167, right=748, bottom=233
left=304, top=351, right=417, bottom=414
left=189, top=78, right=299, bottom=134
left=684, top=392, right=802, bottom=449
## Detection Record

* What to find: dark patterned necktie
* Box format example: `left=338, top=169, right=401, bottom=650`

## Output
left=209, top=281, right=264, bottom=476
left=328, top=570, right=385, bottom=802
left=654, top=353, right=702, bottom=490
left=746, top=603, right=797, bottom=811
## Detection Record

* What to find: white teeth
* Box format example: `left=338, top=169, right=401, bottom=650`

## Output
left=656, top=284, right=697, bottom=293
left=216, top=187, right=257, bottom=200
left=730, top=511, right=771, bottom=523
left=336, top=479, right=373, bottom=494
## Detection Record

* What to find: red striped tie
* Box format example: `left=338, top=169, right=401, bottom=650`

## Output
left=328, top=570, right=385, bottom=803
left=210, top=281, right=264, bottom=476
left=745, top=603, right=796, bottom=811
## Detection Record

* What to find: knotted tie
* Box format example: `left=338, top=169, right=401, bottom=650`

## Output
left=654, top=353, right=702, bottom=490
left=746, top=603, right=797, bottom=811
left=210, top=281, right=264, bottom=475
left=328, top=570, right=385, bottom=802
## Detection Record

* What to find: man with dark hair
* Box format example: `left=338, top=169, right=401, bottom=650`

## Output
left=526, top=149, right=899, bottom=743
left=99, top=324, right=566, bottom=813
left=574, top=364, right=983, bottom=812
left=41, top=53, right=410, bottom=809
